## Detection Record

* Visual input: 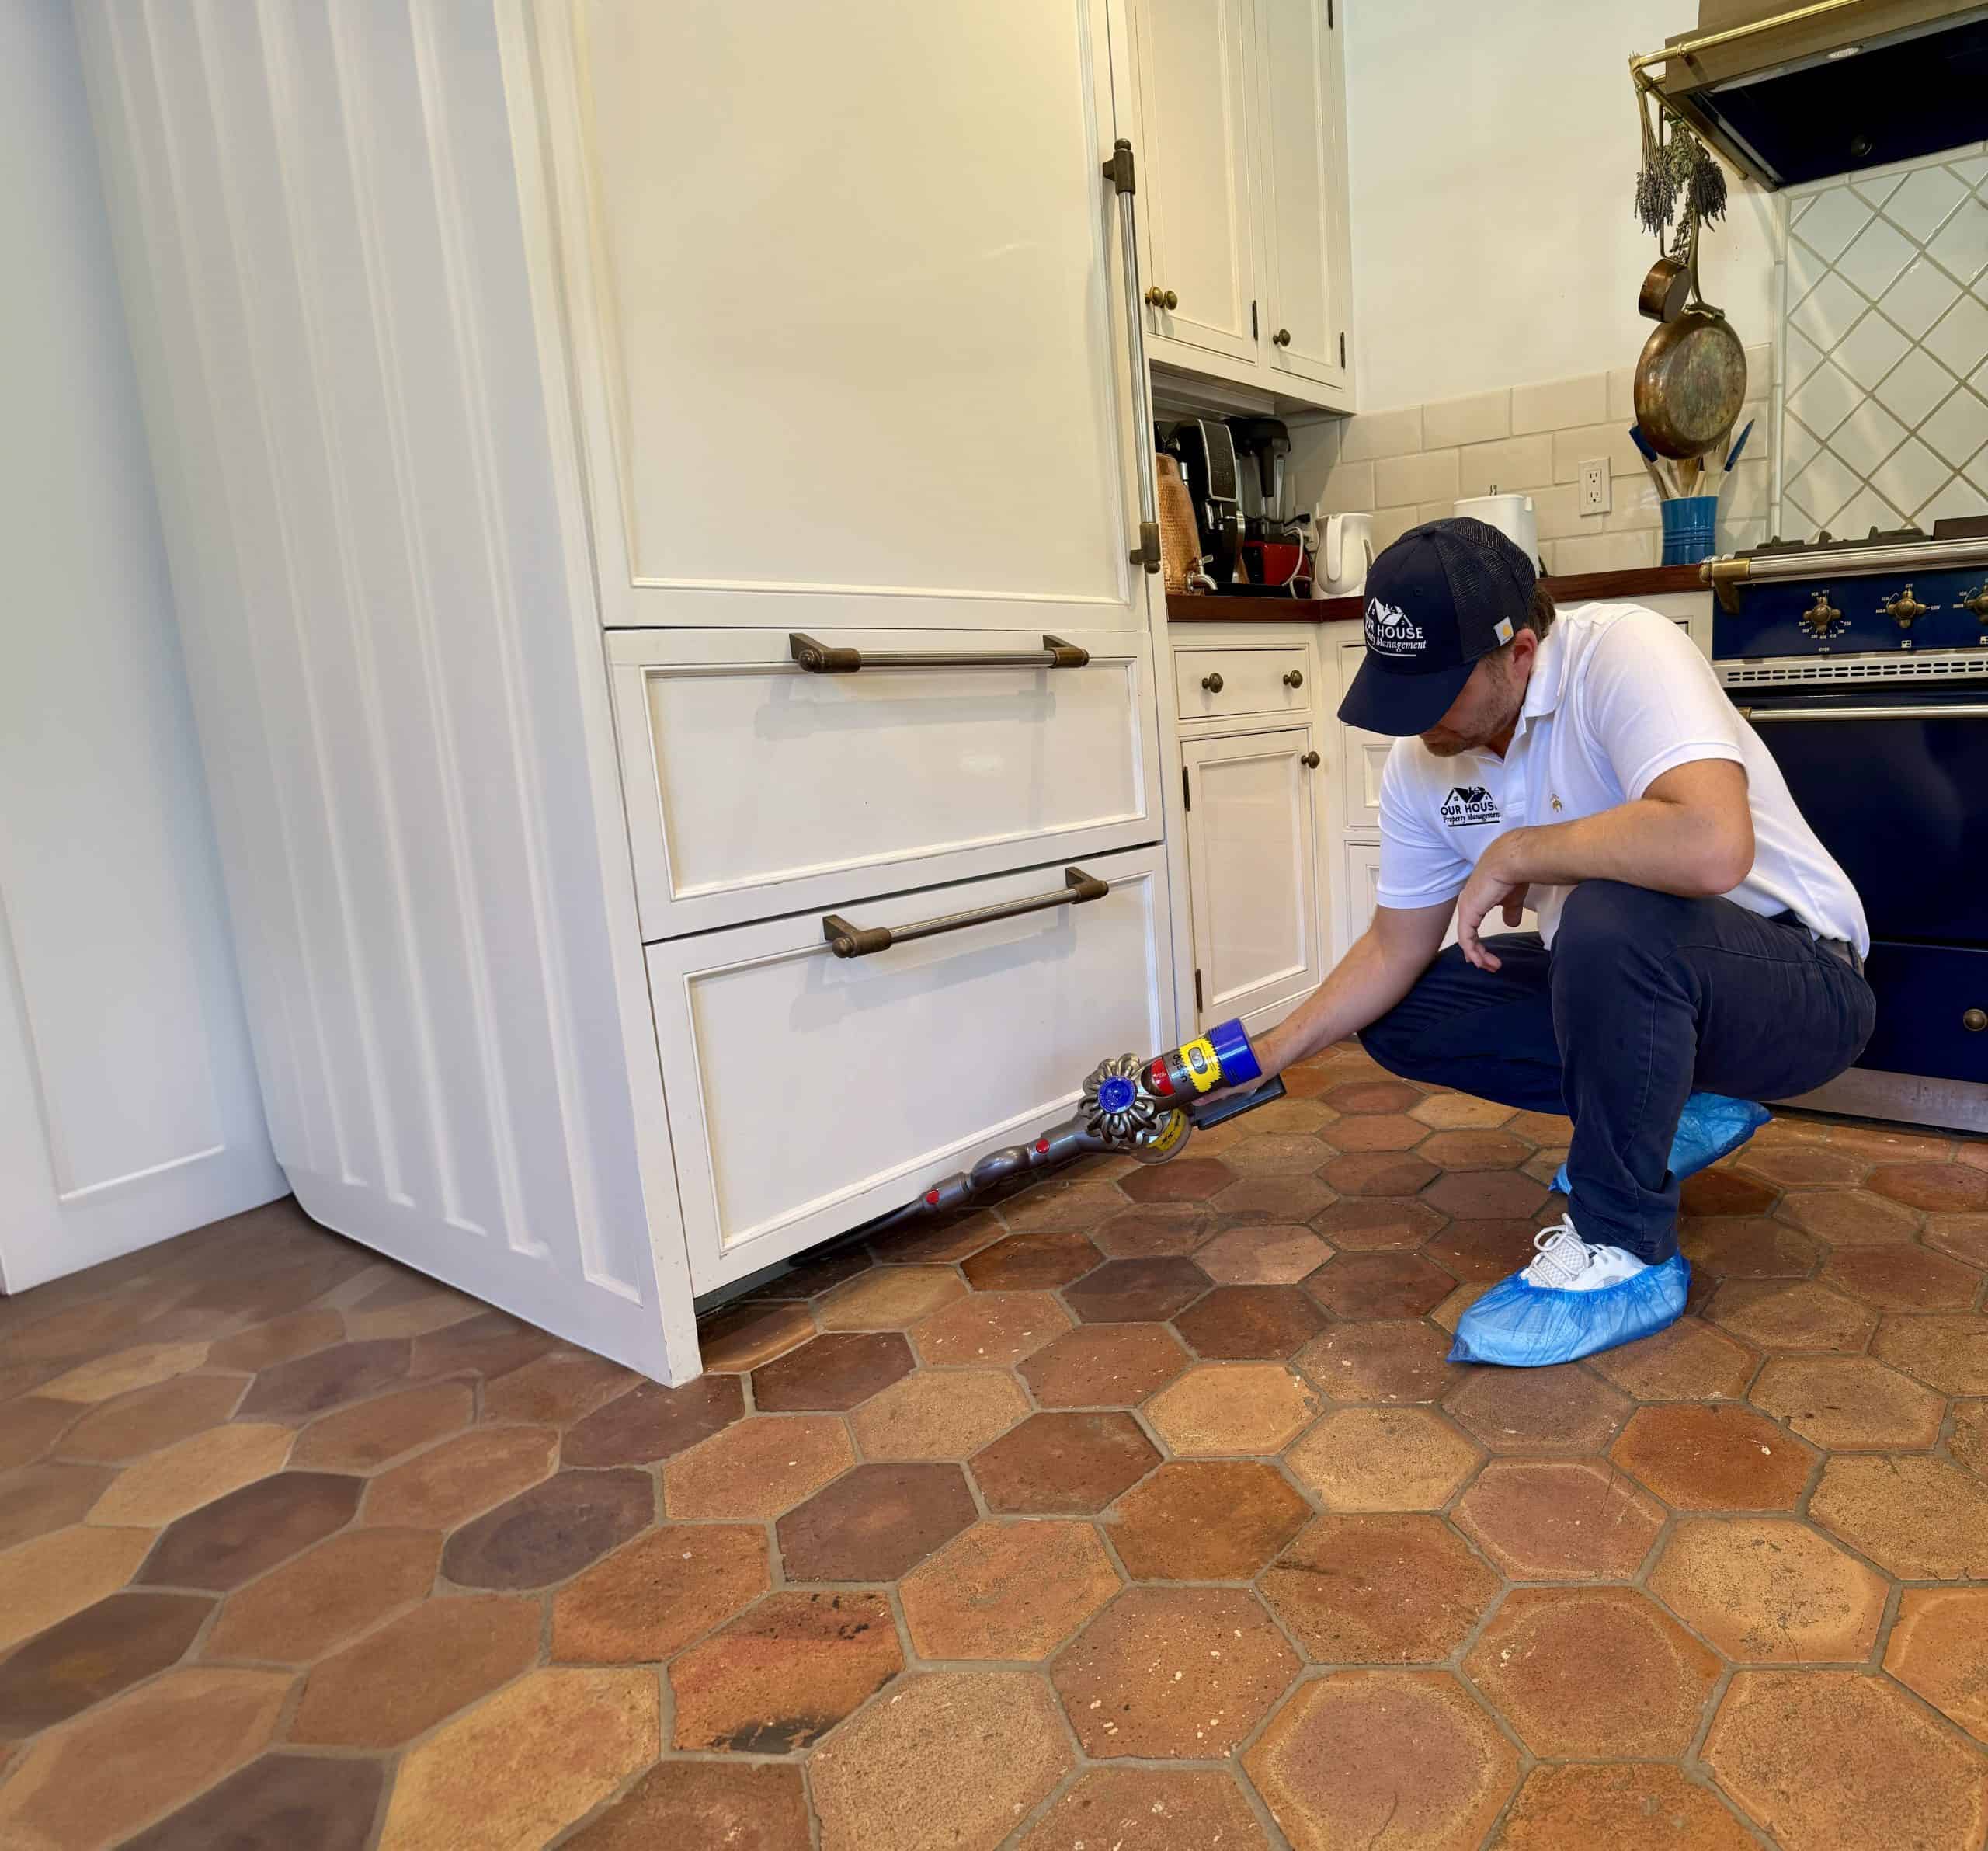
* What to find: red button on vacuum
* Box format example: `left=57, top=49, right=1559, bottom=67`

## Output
left=1035, top=1139, right=1051, bottom=1153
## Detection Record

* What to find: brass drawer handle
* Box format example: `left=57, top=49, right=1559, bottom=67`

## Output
left=1284, top=669, right=1305, bottom=688
left=791, top=633, right=1088, bottom=674
left=824, top=867, right=1110, bottom=959
left=1301, top=750, right=1321, bottom=769
left=1965, top=1008, right=1987, bottom=1033
left=1273, top=328, right=1291, bottom=346
left=1144, top=285, right=1179, bottom=309
left=1201, top=671, right=1224, bottom=693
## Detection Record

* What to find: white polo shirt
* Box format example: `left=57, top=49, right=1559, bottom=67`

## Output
left=1375, top=601, right=1869, bottom=954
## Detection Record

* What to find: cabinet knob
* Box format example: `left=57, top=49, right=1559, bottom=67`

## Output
left=1965, top=1007, right=1987, bottom=1033
left=1273, top=328, right=1291, bottom=346
left=1283, top=668, right=1304, bottom=688
left=1301, top=750, right=1321, bottom=769
left=1201, top=671, right=1224, bottom=694
left=1145, top=286, right=1179, bottom=310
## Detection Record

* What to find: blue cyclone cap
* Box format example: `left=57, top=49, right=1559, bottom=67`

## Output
left=1097, top=1075, right=1136, bottom=1114
left=1337, top=517, right=1536, bottom=737
left=1207, top=1019, right=1261, bottom=1087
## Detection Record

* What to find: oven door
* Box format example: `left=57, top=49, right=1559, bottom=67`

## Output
left=1740, top=683, right=1988, bottom=1086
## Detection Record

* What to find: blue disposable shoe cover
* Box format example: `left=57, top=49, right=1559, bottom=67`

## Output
left=1448, top=1254, right=1690, bottom=1366
left=1550, top=1092, right=1771, bottom=1195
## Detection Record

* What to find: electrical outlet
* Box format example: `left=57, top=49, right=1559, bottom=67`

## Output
left=1579, top=458, right=1611, bottom=516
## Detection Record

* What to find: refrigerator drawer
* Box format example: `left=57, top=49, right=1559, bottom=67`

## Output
left=646, top=844, right=1175, bottom=1290
left=610, top=626, right=1162, bottom=940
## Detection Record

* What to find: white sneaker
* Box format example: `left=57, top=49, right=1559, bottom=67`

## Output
left=1521, top=1217, right=1649, bottom=1293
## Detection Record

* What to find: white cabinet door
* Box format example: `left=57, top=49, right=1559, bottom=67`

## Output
left=1256, top=0, right=1350, bottom=395
left=1337, top=837, right=1382, bottom=962
left=1335, top=638, right=1392, bottom=830
left=648, top=845, right=1173, bottom=1289
left=551, top=0, right=1153, bottom=631
left=1181, top=728, right=1322, bottom=1032
left=1128, top=0, right=1261, bottom=366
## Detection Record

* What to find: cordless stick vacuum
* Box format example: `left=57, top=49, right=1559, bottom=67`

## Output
left=871, top=1019, right=1286, bottom=1231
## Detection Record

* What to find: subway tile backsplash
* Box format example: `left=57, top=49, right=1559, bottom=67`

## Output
left=1510, top=373, right=1609, bottom=437
left=1298, top=353, right=1774, bottom=574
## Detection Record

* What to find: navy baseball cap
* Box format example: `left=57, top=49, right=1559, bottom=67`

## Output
left=1336, top=517, right=1538, bottom=736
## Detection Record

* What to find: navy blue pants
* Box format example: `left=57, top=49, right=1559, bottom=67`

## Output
left=1359, top=880, right=1875, bottom=1264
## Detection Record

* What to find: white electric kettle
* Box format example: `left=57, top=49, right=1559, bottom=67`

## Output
left=1453, top=492, right=1541, bottom=572
left=1313, top=511, right=1373, bottom=597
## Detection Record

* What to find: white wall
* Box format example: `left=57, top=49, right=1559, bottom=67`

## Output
left=1344, top=0, right=1779, bottom=411
left=0, top=1, right=283, bottom=1291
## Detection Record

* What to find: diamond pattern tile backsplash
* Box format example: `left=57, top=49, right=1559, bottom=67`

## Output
left=1781, top=151, right=1988, bottom=538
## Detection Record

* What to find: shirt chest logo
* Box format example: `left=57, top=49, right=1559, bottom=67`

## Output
left=1364, top=597, right=1425, bottom=656
left=1440, top=785, right=1501, bottom=827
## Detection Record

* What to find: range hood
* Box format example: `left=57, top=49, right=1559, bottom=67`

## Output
left=1645, top=0, right=1988, bottom=189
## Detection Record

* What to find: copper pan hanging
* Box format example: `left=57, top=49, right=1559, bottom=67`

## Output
left=1634, top=213, right=1746, bottom=460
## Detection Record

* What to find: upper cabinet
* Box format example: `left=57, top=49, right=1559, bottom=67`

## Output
left=1118, top=0, right=1354, bottom=413
left=1130, top=0, right=1260, bottom=367
left=1256, top=0, right=1353, bottom=397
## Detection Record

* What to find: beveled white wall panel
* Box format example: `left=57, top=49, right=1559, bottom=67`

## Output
left=75, top=0, right=691, bottom=1377
left=0, top=0, right=282, bottom=1292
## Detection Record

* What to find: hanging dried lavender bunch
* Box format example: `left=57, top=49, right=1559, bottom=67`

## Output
left=1634, top=91, right=1677, bottom=238
left=1634, top=95, right=1727, bottom=240
left=1680, top=126, right=1729, bottom=226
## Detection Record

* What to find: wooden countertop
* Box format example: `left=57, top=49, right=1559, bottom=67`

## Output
left=1166, top=562, right=1708, bottom=625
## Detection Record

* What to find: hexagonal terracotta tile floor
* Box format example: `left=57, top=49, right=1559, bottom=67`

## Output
left=4, top=1066, right=1986, bottom=1847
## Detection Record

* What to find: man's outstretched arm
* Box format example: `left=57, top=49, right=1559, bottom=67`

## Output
left=1253, top=897, right=1456, bottom=1079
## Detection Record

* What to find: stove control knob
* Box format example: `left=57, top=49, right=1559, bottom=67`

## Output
left=1960, top=586, right=1988, bottom=621
left=1965, top=1008, right=1987, bottom=1034
left=1799, top=590, right=1846, bottom=642
left=1881, top=584, right=1931, bottom=628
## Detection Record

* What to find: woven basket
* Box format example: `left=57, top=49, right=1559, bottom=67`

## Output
left=1156, top=454, right=1201, bottom=594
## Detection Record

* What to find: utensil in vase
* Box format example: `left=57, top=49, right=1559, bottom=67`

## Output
left=1629, top=424, right=1672, bottom=502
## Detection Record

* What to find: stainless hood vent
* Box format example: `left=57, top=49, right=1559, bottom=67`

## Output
left=1645, top=0, right=1988, bottom=189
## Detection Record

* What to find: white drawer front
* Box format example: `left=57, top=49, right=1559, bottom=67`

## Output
left=1174, top=644, right=1310, bottom=722
left=648, top=846, right=1173, bottom=1290
left=611, top=627, right=1161, bottom=938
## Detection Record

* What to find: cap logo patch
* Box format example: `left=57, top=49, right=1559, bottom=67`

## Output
left=1364, top=597, right=1426, bottom=656
left=1494, top=617, right=1514, bottom=644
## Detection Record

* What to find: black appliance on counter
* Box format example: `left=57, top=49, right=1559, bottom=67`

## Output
left=1708, top=517, right=1988, bottom=1130
left=1162, top=416, right=1311, bottom=594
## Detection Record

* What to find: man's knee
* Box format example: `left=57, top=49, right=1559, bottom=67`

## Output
left=1358, top=945, right=1472, bottom=1080
left=1356, top=1007, right=1416, bottom=1077
left=1553, top=879, right=1690, bottom=969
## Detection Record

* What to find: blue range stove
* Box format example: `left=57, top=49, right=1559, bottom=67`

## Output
left=1707, top=517, right=1988, bottom=1131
